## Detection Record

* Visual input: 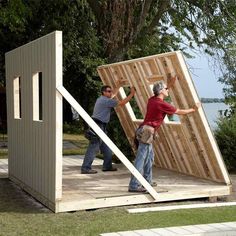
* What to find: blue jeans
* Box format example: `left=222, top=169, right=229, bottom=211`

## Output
left=129, top=142, right=154, bottom=190
left=81, top=124, right=113, bottom=171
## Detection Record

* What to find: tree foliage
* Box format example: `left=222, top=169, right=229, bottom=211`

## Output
left=1, top=0, right=236, bottom=101
left=87, top=0, right=236, bottom=62
left=0, top=0, right=31, bottom=86
left=26, top=0, right=105, bottom=114
left=215, top=113, right=236, bottom=171
left=0, top=0, right=105, bottom=121
left=219, top=45, right=236, bottom=112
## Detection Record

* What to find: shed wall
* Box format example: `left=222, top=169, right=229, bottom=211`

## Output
left=5, top=31, right=63, bottom=206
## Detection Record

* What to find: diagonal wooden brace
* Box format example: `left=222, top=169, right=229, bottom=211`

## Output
left=57, top=85, right=159, bottom=200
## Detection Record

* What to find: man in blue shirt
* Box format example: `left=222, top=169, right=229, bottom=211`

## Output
left=81, top=85, right=136, bottom=174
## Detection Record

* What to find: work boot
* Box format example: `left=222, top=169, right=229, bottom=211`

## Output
left=81, top=169, right=98, bottom=174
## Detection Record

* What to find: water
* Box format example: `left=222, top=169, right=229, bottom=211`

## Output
left=202, top=102, right=230, bottom=130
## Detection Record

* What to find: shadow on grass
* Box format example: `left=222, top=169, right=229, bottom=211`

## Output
left=0, top=178, right=50, bottom=214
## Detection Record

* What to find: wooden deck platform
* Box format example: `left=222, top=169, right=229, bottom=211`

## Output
left=58, top=156, right=231, bottom=213
left=0, top=156, right=231, bottom=212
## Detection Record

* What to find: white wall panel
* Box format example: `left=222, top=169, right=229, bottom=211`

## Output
left=5, top=31, right=63, bottom=207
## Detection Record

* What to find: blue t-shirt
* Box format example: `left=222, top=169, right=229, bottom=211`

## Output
left=92, top=96, right=118, bottom=123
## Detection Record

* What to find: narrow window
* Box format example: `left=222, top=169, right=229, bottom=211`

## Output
left=164, top=96, right=180, bottom=123
left=123, top=87, right=143, bottom=119
left=33, top=72, right=43, bottom=121
left=119, top=86, right=143, bottom=122
left=13, top=76, right=21, bottom=119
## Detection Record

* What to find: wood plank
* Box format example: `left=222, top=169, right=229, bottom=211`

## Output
left=127, top=202, right=236, bottom=213
left=55, top=31, right=63, bottom=200
left=146, top=74, right=164, bottom=84
left=58, top=184, right=230, bottom=212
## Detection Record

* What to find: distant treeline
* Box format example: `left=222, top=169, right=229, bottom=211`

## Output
left=200, top=98, right=225, bottom=103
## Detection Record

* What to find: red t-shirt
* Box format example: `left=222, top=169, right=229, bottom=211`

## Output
left=141, top=96, right=177, bottom=129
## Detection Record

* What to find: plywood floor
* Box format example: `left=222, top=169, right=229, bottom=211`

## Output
left=0, top=156, right=230, bottom=212
left=61, top=155, right=230, bottom=207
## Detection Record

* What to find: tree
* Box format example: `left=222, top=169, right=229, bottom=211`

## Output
left=0, top=0, right=31, bottom=86
left=219, top=45, right=236, bottom=113
left=0, top=0, right=105, bottom=123
left=87, top=0, right=236, bottom=63
left=215, top=113, right=236, bottom=170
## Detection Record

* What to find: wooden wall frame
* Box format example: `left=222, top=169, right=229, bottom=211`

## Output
left=97, top=52, right=231, bottom=184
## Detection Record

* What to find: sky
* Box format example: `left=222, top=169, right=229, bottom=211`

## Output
left=185, top=54, right=225, bottom=98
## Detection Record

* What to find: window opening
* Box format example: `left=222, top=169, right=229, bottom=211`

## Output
left=33, top=72, right=43, bottom=121
left=123, top=87, right=143, bottom=120
left=13, top=76, right=21, bottom=119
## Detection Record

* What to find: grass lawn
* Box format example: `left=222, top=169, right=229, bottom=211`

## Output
left=1, top=208, right=236, bottom=236
left=1, top=178, right=236, bottom=236
left=0, top=133, right=7, bottom=159
left=63, top=133, right=89, bottom=155
left=0, top=133, right=7, bottom=141
left=0, top=149, right=7, bottom=159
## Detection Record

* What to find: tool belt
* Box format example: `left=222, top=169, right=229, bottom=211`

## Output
left=84, top=118, right=107, bottom=141
left=92, top=118, right=107, bottom=127
left=136, top=125, right=155, bottom=144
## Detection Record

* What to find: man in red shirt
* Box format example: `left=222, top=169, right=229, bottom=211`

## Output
left=128, top=79, right=201, bottom=192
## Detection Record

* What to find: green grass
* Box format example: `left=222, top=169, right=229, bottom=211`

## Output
left=1, top=184, right=236, bottom=236
left=0, top=149, right=7, bottom=159
left=0, top=133, right=7, bottom=159
left=63, top=148, right=87, bottom=155
left=63, top=133, right=89, bottom=155
left=63, top=133, right=87, bottom=142
left=0, top=133, right=7, bottom=142
left=1, top=179, right=236, bottom=236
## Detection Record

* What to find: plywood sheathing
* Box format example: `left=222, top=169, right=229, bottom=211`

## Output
left=97, top=51, right=230, bottom=184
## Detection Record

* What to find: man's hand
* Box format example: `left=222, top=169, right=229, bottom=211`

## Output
left=130, top=86, right=136, bottom=95
left=118, top=86, right=136, bottom=106
left=167, top=75, right=178, bottom=89
left=115, top=80, right=122, bottom=88
left=193, top=102, right=201, bottom=111
left=175, top=102, right=201, bottom=115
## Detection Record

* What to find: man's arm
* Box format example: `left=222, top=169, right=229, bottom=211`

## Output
left=118, top=87, right=136, bottom=106
left=175, top=102, right=201, bottom=115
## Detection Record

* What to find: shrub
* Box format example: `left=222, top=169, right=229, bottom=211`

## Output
left=214, top=113, right=236, bottom=171
left=63, top=120, right=84, bottom=134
